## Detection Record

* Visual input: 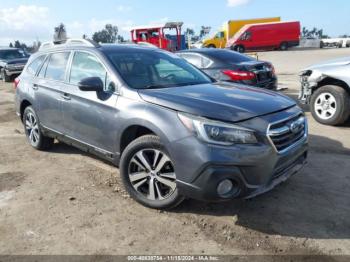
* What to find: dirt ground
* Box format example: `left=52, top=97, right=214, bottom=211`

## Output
left=0, top=48, right=349, bottom=256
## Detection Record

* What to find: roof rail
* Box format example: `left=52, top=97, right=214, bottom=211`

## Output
left=39, top=38, right=100, bottom=51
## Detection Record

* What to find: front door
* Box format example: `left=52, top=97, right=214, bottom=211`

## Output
left=61, top=51, right=119, bottom=153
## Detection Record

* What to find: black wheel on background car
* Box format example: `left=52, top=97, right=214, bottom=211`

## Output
left=280, top=42, right=289, bottom=51
left=310, top=85, right=350, bottom=126
left=234, top=45, right=245, bottom=53
left=207, top=44, right=216, bottom=48
left=120, top=135, right=184, bottom=209
left=23, top=106, right=54, bottom=150
left=1, top=69, right=11, bottom=82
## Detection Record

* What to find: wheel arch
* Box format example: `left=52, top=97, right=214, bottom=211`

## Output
left=20, top=99, right=32, bottom=122
left=119, top=125, right=156, bottom=155
left=316, top=77, right=350, bottom=95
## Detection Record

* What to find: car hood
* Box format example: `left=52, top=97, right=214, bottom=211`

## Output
left=138, top=83, right=295, bottom=123
left=304, top=57, right=350, bottom=71
left=2, top=58, right=29, bottom=65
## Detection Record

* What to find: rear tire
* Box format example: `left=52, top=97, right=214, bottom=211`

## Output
left=207, top=44, right=216, bottom=48
left=23, top=106, right=54, bottom=150
left=120, top=135, right=184, bottom=210
left=280, top=42, right=289, bottom=51
left=310, top=85, right=350, bottom=126
left=234, top=45, right=245, bottom=53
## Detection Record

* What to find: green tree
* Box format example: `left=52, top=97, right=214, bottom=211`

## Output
left=92, top=24, right=118, bottom=43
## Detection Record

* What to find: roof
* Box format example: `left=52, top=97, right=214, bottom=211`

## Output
left=130, top=22, right=183, bottom=31
left=177, top=48, right=230, bottom=54
left=36, top=42, right=161, bottom=55
left=0, top=47, right=19, bottom=50
left=240, top=20, right=300, bottom=29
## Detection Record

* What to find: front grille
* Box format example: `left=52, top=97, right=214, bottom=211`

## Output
left=268, top=114, right=306, bottom=152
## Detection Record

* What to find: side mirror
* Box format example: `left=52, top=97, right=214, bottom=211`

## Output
left=78, top=77, right=104, bottom=92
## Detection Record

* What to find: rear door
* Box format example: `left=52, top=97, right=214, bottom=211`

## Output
left=62, top=51, right=119, bottom=153
left=34, top=51, right=71, bottom=133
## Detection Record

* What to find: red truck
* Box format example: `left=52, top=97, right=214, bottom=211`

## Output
left=130, top=22, right=183, bottom=51
left=226, top=21, right=301, bottom=53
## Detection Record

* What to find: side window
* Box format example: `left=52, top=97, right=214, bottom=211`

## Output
left=45, top=52, right=70, bottom=81
left=69, top=52, right=107, bottom=86
left=38, top=57, right=49, bottom=78
left=181, top=54, right=202, bottom=68
left=27, top=55, right=46, bottom=75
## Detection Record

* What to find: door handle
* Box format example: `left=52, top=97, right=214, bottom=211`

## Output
left=61, top=93, right=71, bottom=101
left=32, top=84, right=39, bottom=90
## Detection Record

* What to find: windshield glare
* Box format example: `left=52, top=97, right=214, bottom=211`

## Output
left=106, top=50, right=212, bottom=89
left=0, top=49, right=28, bottom=60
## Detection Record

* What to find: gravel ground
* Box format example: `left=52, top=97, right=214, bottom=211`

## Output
left=0, top=48, right=349, bottom=256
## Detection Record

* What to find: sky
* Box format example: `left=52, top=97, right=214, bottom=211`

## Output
left=0, top=0, right=349, bottom=46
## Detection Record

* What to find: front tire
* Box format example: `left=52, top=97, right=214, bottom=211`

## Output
left=207, top=44, right=216, bottom=48
left=23, top=106, right=54, bottom=150
left=120, top=135, right=184, bottom=209
left=1, top=69, right=11, bottom=82
left=310, top=85, right=350, bottom=126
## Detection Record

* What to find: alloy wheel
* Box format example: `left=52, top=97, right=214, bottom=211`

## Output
left=314, top=92, right=337, bottom=120
left=25, top=112, right=40, bottom=146
left=128, top=149, right=177, bottom=201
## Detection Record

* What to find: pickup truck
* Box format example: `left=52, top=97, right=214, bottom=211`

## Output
left=0, top=48, right=29, bottom=82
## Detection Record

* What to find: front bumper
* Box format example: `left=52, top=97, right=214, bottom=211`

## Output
left=5, top=66, right=24, bottom=76
left=299, top=78, right=312, bottom=104
left=255, top=78, right=278, bottom=90
left=177, top=140, right=308, bottom=201
left=172, top=106, right=308, bottom=202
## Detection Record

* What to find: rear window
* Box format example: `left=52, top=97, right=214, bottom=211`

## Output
left=209, top=50, right=254, bottom=63
left=27, top=55, right=46, bottom=75
left=45, top=52, right=70, bottom=81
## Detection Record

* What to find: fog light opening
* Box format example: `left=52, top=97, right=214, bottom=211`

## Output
left=217, top=179, right=240, bottom=198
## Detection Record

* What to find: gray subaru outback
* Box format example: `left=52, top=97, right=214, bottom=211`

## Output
left=15, top=39, right=308, bottom=209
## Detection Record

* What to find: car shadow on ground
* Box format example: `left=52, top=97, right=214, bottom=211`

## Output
left=173, top=134, right=350, bottom=240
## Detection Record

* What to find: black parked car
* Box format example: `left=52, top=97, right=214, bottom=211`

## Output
left=177, top=49, right=277, bottom=90
left=0, top=48, right=30, bottom=82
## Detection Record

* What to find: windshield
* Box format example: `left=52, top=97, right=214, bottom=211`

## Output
left=0, top=49, right=28, bottom=60
left=106, top=49, right=213, bottom=89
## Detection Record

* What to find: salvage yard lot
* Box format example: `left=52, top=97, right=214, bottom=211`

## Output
left=0, top=48, right=349, bottom=255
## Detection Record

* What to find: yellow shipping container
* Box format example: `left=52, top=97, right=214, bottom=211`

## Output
left=202, top=17, right=281, bottom=49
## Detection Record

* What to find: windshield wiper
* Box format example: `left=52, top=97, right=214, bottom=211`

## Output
left=142, top=84, right=170, bottom=89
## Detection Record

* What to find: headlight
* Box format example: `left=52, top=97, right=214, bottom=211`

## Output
left=178, top=113, right=258, bottom=145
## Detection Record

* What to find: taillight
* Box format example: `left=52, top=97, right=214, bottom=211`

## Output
left=14, top=78, right=20, bottom=89
left=222, top=70, right=256, bottom=81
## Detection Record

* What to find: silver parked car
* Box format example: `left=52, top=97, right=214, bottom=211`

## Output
left=299, top=57, right=350, bottom=125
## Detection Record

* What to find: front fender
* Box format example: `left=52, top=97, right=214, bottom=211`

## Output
left=114, top=97, right=191, bottom=156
